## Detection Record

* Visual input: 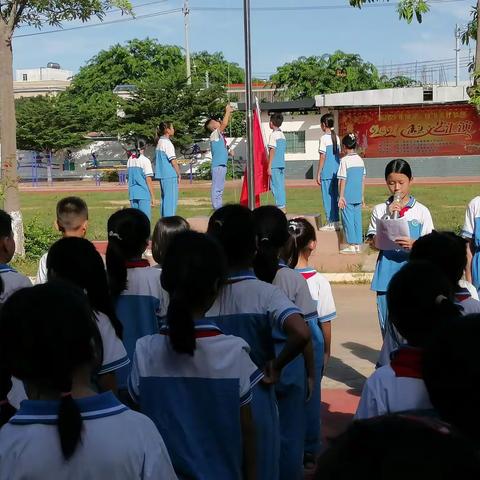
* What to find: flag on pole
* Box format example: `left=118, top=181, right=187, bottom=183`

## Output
left=240, top=102, right=269, bottom=207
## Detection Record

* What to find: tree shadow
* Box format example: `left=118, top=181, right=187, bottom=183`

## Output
left=324, top=356, right=366, bottom=396
left=342, top=341, right=380, bottom=365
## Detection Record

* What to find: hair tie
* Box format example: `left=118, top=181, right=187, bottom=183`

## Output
left=108, top=231, right=122, bottom=241
left=435, top=294, right=447, bottom=305
left=349, top=133, right=356, bottom=140
left=260, top=237, right=270, bottom=243
left=288, top=220, right=300, bottom=235
left=330, top=127, right=335, bottom=130
left=61, top=392, right=72, bottom=398
left=214, top=219, right=223, bottom=228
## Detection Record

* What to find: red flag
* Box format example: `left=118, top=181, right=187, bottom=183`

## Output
left=240, top=108, right=269, bottom=207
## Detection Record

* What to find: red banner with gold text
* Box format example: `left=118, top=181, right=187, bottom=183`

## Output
left=338, top=105, right=480, bottom=158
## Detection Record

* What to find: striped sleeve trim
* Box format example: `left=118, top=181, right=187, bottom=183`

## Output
left=127, top=375, right=140, bottom=404
left=337, top=175, right=346, bottom=179
left=304, top=311, right=318, bottom=322
left=319, top=311, right=337, bottom=322
left=277, top=307, right=302, bottom=329
left=250, top=369, right=264, bottom=388
left=240, top=390, right=253, bottom=407
left=461, top=229, right=474, bottom=239
left=267, top=144, right=276, bottom=149
left=98, top=356, right=130, bottom=375
left=168, top=156, right=176, bottom=161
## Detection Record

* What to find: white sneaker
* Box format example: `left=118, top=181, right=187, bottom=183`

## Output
left=355, top=244, right=361, bottom=253
left=340, top=245, right=358, bottom=255
left=320, top=222, right=336, bottom=231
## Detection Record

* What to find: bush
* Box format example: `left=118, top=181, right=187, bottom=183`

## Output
left=195, top=160, right=244, bottom=181
left=101, top=170, right=119, bottom=182
left=24, top=220, right=59, bottom=259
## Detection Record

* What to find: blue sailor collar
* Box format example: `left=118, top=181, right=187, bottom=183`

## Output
left=10, top=392, right=128, bottom=425
left=0, top=263, right=16, bottom=274
left=228, top=269, right=257, bottom=281
left=160, top=318, right=223, bottom=337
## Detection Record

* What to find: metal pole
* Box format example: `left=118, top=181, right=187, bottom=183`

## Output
left=455, top=24, right=460, bottom=86
left=243, top=0, right=255, bottom=209
left=183, top=0, right=192, bottom=85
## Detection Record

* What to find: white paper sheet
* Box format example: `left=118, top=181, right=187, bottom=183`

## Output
left=374, top=217, right=410, bottom=251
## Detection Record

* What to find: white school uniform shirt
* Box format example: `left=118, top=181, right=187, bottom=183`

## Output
left=0, top=392, right=177, bottom=480
left=36, top=252, right=48, bottom=284
left=337, top=153, right=366, bottom=205
left=127, top=154, right=154, bottom=201
left=129, top=321, right=262, bottom=479
left=0, top=265, right=32, bottom=303
left=461, top=196, right=480, bottom=245
left=297, top=268, right=337, bottom=322
left=355, top=347, right=432, bottom=420
left=459, top=279, right=479, bottom=300
left=455, top=287, right=480, bottom=315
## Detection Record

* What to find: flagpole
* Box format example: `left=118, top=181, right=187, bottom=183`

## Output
left=243, top=0, right=255, bottom=210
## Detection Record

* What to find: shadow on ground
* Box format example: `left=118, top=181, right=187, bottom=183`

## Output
left=325, top=356, right=366, bottom=396
left=342, top=341, right=380, bottom=365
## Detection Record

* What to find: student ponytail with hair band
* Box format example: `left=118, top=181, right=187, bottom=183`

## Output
left=0, top=282, right=177, bottom=478
left=155, top=121, right=181, bottom=218
left=106, top=209, right=167, bottom=391
left=129, top=231, right=258, bottom=480
left=316, top=113, right=341, bottom=231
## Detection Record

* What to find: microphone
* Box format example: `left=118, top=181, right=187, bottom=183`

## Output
left=392, top=192, right=402, bottom=220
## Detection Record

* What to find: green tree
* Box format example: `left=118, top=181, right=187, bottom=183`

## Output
left=0, top=0, right=131, bottom=254
left=191, top=51, right=244, bottom=87
left=381, top=75, right=418, bottom=88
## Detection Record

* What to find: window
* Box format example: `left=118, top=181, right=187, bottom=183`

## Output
left=284, top=131, right=306, bottom=154
left=22, top=74, right=28, bottom=81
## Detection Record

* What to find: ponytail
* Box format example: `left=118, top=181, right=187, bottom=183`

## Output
left=106, top=237, right=128, bottom=298
left=254, top=237, right=281, bottom=284
left=321, top=113, right=338, bottom=156
left=58, top=388, right=83, bottom=460
left=284, top=218, right=317, bottom=269
left=167, top=296, right=196, bottom=356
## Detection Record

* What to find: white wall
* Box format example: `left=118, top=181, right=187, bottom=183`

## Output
left=16, top=68, right=73, bottom=82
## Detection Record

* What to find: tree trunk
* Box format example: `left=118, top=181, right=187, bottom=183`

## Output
left=0, top=22, right=24, bottom=256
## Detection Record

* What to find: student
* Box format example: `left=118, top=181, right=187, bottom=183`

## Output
left=337, top=133, right=366, bottom=254
left=155, top=122, right=181, bottom=218
left=316, top=113, right=341, bottom=231
left=204, top=104, right=234, bottom=210
left=411, top=231, right=480, bottom=314
left=316, top=415, right=480, bottom=480
left=151, top=216, right=190, bottom=268
left=424, top=314, right=480, bottom=445
left=355, top=261, right=461, bottom=419
left=253, top=206, right=316, bottom=479
left=47, top=237, right=130, bottom=393
left=106, top=209, right=167, bottom=388
left=461, top=196, right=480, bottom=293
left=0, top=282, right=177, bottom=479
left=207, top=204, right=311, bottom=480
left=126, top=143, right=155, bottom=220
left=129, top=231, right=257, bottom=480
left=0, top=210, right=31, bottom=303
left=36, top=196, right=88, bottom=284
left=367, top=159, right=434, bottom=341
left=267, top=113, right=287, bottom=212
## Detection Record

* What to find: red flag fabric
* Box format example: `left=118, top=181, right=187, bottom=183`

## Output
left=240, top=109, right=269, bottom=207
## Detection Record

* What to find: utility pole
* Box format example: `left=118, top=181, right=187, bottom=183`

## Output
left=183, top=0, right=192, bottom=85
left=243, top=0, right=255, bottom=210
left=205, top=70, right=210, bottom=89
left=455, top=24, right=461, bottom=86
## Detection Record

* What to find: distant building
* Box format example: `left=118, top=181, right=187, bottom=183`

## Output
left=226, top=82, right=285, bottom=103
left=14, top=64, right=72, bottom=98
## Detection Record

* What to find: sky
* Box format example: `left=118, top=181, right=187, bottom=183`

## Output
left=12, top=0, right=475, bottom=84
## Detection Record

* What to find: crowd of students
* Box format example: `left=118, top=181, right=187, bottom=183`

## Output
left=0, top=151, right=479, bottom=478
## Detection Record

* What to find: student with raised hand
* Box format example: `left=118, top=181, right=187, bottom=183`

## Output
left=253, top=206, right=316, bottom=478
left=47, top=237, right=130, bottom=394
left=106, top=209, right=167, bottom=389
left=151, top=216, right=190, bottom=269
left=155, top=122, right=181, bottom=218
left=0, top=282, right=177, bottom=480
left=355, top=261, right=461, bottom=420
left=207, top=205, right=310, bottom=480
left=316, top=113, right=341, bottom=231
left=36, top=196, right=89, bottom=284
left=207, top=204, right=311, bottom=480
left=0, top=210, right=31, bottom=303
left=129, top=231, right=257, bottom=480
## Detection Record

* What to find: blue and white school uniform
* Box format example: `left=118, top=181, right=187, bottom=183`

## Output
left=206, top=271, right=302, bottom=480
left=319, top=134, right=341, bottom=224
left=268, top=129, right=287, bottom=209
left=274, top=264, right=318, bottom=480
left=129, top=321, right=261, bottom=480
left=455, top=287, right=480, bottom=315
left=128, top=154, right=154, bottom=219
left=155, top=136, right=178, bottom=218
left=210, top=129, right=229, bottom=210
left=0, top=264, right=32, bottom=303
left=337, top=153, right=366, bottom=245
left=368, top=196, right=434, bottom=337
left=115, top=260, right=167, bottom=387
left=0, top=392, right=177, bottom=480
left=355, top=347, right=432, bottom=419
left=297, top=267, right=336, bottom=456
left=462, top=196, right=480, bottom=293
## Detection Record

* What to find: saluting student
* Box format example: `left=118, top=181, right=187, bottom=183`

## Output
left=337, top=133, right=366, bottom=254
left=0, top=283, right=177, bottom=480
left=155, top=122, right=181, bottom=218
left=129, top=231, right=257, bottom=480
